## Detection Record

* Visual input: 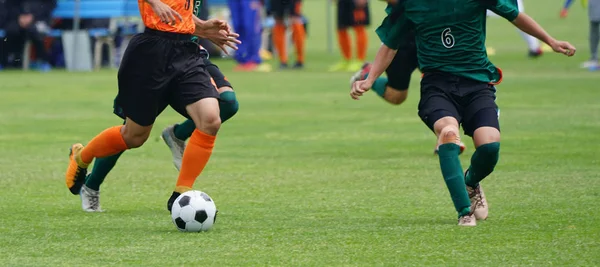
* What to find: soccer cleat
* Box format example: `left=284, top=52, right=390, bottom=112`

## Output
left=161, top=125, right=186, bottom=171
left=580, top=60, right=599, bottom=69
left=293, top=62, right=304, bottom=69
left=528, top=48, right=543, bottom=58
left=465, top=173, right=489, bottom=220
left=349, top=62, right=371, bottom=87
left=560, top=8, right=568, bottom=18
left=279, top=63, right=289, bottom=70
left=167, top=191, right=181, bottom=212
left=80, top=184, right=103, bottom=212
left=434, top=142, right=466, bottom=155
left=458, top=213, right=477, bottom=226
left=255, top=63, right=273, bottom=72
left=66, top=143, right=88, bottom=195
left=328, top=61, right=350, bottom=72
left=347, top=61, right=364, bottom=72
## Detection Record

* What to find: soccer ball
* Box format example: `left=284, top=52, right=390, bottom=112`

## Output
left=170, top=190, right=217, bottom=232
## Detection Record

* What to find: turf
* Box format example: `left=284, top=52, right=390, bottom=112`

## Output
left=0, top=0, right=599, bottom=266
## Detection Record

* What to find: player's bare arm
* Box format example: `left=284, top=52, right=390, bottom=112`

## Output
left=145, top=0, right=182, bottom=25
left=350, top=44, right=396, bottom=100
left=511, top=13, right=576, bottom=56
left=193, top=17, right=241, bottom=53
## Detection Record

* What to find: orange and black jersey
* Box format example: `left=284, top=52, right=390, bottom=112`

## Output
left=139, top=0, right=195, bottom=34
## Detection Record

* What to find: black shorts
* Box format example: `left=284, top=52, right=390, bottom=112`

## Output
left=114, top=29, right=219, bottom=126
left=385, top=44, right=418, bottom=91
left=204, top=58, right=232, bottom=89
left=271, top=0, right=302, bottom=18
left=418, top=72, right=500, bottom=137
left=337, top=0, right=370, bottom=28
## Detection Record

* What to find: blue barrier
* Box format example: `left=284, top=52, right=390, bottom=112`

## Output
left=52, top=0, right=139, bottom=19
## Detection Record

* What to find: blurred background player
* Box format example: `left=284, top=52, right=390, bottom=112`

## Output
left=560, top=0, right=588, bottom=17
left=227, top=0, right=272, bottom=72
left=582, top=0, right=600, bottom=69
left=487, top=0, right=549, bottom=58
left=271, top=0, right=306, bottom=69
left=349, top=0, right=466, bottom=154
left=329, top=0, right=370, bottom=72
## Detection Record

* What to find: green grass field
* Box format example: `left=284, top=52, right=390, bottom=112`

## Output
left=1, top=0, right=599, bottom=266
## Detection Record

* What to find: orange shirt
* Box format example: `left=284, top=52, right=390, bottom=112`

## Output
left=139, top=0, right=195, bottom=34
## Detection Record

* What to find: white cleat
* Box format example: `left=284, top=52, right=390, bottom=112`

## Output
left=80, top=185, right=103, bottom=212
left=467, top=184, right=488, bottom=220
left=349, top=63, right=372, bottom=86
left=161, top=124, right=186, bottom=171
left=580, top=60, right=599, bottom=69
left=458, top=213, right=477, bottom=226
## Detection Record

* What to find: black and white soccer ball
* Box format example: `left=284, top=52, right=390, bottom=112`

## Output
left=170, top=191, right=217, bottom=232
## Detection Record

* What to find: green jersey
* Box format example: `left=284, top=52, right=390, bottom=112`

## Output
left=191, top=0, right=203, bottom=43
left=376, top=0, right=519, bottom=83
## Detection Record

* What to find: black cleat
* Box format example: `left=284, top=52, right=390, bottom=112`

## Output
left=293, top=62, right=304, bottom=69
left=167, top=191, right=181, bottom=212
left=279, top=63, right=289, bottom=69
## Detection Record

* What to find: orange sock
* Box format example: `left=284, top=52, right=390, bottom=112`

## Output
left=272, top=23, right=287, bottom=64
left=354, top=26, right=368, bottom=61
left=291, top=22, right=306, bottom=63
left=175, top=129, right=216, bottom=192
left=80, top=126, right=128, bottom=165
left=337, top=29, right=351, bottom=61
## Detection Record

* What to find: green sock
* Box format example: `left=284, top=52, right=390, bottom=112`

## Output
left=465, top=142, right=500, bottom=187
left=173, top=91, right=239, bottom=141
left=372, top=77, right=388, bottom=98
left=84, top=151, right=124, bottom=191
left=363, top=74, right=388, bottom=98
left=438, top=143, right=471, bottom=216
left=173, top=119, right=196, bottom=140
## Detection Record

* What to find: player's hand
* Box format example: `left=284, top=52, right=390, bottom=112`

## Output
left=549, top=40, right=576, bottom=57
left=200, top=19, right=241, bottom=54
left=148, top=0, right=182, bottom=25
left=350, top=80, right=373, bottom=100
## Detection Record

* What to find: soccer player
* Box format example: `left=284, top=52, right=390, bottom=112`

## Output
left=329, top=0, right=371, bottom=72
left=227, top=0, right=272, bottom=72
left=271, top=0, right=306, bottom=69
left=79, top=53, right=239, bottom=212
left=582, top=0, right=600, bottom=69
left=351, top=0, right=575, bottom=226
left=65, top=0, right=241, bottom=212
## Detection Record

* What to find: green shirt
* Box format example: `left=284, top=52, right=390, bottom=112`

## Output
left=376, top=0, right=520, bottom=83
left=191, top=0, right=203, bottom=43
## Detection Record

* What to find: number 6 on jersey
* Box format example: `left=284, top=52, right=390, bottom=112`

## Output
left=441, top=28, right=455, bottom=48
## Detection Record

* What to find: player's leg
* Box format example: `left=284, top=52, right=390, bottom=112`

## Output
left=290, top=0, right=306, bottom=68
left=167, top=70, right=221, bottom=211
left=271, top=0, right=289, bottom=68
left=516, top=0, right=543, bottom=57
left=350, top=0, right=370, bottom=71
left=461, top=86, right=501, bottom=221
left=419, top=73, right=474, bottom=226
left=228, top=0, right=248, bottom=66
left=163, top=58, right=239, bottom=170
left=65, top=33, right=170, bottom=196
left=330, top=0, right=353, bottom=71
left=583, top=21, right=600, bottom=69
left=350, top=49, right=416, bottom=105
left=561, top=0, right=575, bottom=18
